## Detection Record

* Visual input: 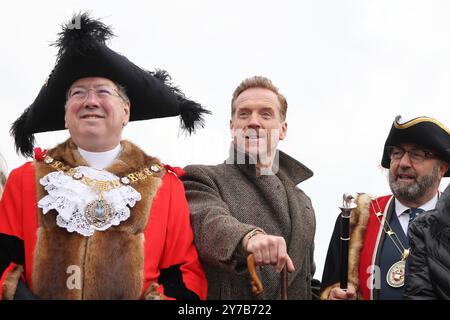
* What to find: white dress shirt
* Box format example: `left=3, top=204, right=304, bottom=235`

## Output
left=395, top=193, right=439, bottom=235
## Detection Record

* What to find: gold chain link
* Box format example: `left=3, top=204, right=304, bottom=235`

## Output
left=372, top=198, right=410, bottom=261
left=43, top=155, right=162, bottom=193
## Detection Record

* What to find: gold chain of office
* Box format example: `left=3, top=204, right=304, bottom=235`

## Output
left=371, top=198, right=409, bottom=288
left=42, top=154, right=163, bottom=228
left=371, top=198, right=410, bottom=260
left=42, top=155, right=163, bottom=190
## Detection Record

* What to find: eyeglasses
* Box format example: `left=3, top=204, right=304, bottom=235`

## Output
left=387, top=146, right=436, bottom=164
left=67, top=86, right=126, bottom=102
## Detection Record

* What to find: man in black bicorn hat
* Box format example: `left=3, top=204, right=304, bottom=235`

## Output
left=0, top=13, right=209, bottom=300
left=321, top=115, right=450, bottom=300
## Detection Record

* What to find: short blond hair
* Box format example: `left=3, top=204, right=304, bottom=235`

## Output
left=231, top=76, right=287, bottom=121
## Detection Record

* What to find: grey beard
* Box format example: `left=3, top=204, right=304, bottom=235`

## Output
left=389, top=165, right=438, bottom=202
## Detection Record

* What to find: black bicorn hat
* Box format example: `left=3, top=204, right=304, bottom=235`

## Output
left=11, top=12, right=211, bottom=157
left=381, top=115, right=450, bottom=176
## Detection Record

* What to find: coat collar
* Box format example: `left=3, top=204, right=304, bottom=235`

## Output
left=437, top=183, right=450, bottom=212
left=278, top=149, right=313, bottom=185
left=225, top=144, right=313, bottom=185
left=45, top=138, right=164, bottom=178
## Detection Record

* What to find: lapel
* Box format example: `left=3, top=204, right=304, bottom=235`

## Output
left=371, top=198, right=395, bottom=300
left=276, top=168, right=315, bottom=287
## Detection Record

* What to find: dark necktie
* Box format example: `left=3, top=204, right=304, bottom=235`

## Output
left=408, top=208, right=424, bottom=224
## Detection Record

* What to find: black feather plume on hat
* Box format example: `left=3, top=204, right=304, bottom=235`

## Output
left=178, top=99, right=211, bottom=134
left=53, top=12, right=114, bottom=59
left=10, top=106, right=35, bottom=157
left=151, top=69, right=211, bottom=133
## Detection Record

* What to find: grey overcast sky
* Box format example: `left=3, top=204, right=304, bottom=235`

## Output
left=1, top=0, right=449, bottom=280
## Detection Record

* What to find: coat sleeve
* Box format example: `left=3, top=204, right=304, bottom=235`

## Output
left=142, top=170, right=207, bottom=300
left=403, top=220, right=436, bottom=300
left=0, top=166, right=27, bottom=300
left=181, top=165, right=258, bottom=274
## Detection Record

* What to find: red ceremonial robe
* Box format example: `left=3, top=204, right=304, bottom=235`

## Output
left=0, top=139, right=207, bottom=300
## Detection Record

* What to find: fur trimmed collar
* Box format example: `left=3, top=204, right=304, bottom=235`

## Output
left=32, top=138, right=165, bottom=299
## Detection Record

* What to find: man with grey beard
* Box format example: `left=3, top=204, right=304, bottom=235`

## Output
left=321, top=115, right=450, bottom=300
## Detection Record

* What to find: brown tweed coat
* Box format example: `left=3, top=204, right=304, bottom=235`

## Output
left=182, top=149, right=317, bottom=299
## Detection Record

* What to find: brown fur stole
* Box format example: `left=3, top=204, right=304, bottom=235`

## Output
left=32, top=139, right=164, bottom=299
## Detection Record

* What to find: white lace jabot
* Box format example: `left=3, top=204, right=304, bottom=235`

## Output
left=38, top=166, right=141, bottom=236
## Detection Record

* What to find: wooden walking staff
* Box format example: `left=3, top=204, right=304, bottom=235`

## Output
left=247, top=254, right=264, bottom=296
left=339, top=193, right=356, bottom=290
left=247, top=254, right=289, bottom=299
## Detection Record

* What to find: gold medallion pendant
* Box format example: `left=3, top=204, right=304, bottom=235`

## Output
left=85, top=199, right=113, bottom=228
left=386, top=260, right=406, bottom=288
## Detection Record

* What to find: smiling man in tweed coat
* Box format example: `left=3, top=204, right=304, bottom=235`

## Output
left=182, top=76, right=318, bottom=300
